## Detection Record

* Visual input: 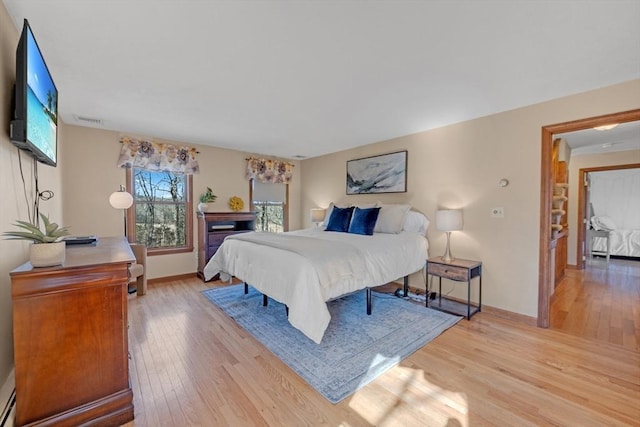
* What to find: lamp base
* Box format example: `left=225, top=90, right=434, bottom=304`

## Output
left=442, top=231, right=455, bottom=262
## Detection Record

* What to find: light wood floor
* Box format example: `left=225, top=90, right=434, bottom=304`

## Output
left=551, top=257, right=640, bottom=351
left=123, top=277, right=640, bottom=427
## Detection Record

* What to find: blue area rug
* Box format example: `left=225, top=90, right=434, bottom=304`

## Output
left=202, top=285, right=461, bottom=403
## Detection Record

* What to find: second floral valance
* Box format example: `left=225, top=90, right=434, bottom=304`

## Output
left=246, top=157, right=294, bottom=184
left=117, top=136, right=200, bottom=174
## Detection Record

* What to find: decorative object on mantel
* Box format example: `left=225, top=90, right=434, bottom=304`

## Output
left=229, top=196, right=244, bottom=212
left=246, top=157, right=294, bottom=184
left=552, top=183, right=569, bottom=237
left=117, top=136, right=200, bottom=174
left=3, top=213, right=70, bottom=267
left=435, top=209, right=463, bottom=262
left=346, top=150, right=407, bottom=195
left=198, top=187, right=217, bottom=213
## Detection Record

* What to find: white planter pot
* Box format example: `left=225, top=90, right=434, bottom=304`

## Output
left=30, top=241, right=66, bottom=267
left=197, top=202, right=209, bottom=213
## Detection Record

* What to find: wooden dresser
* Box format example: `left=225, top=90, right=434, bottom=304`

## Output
left=197, top=212, right=256, bottom=281
left=10, top=237, right=135, bottom=426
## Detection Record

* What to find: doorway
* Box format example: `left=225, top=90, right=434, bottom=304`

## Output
left=577, top=164, right=640, bottom=269
left=537, top=108, right=640, bottom=328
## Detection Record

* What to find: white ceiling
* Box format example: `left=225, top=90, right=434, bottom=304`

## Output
left=556, top=121, right=640, bottom=157
left=3, top=0, right=640, bottom=159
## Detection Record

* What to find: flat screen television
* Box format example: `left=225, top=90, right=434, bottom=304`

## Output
left=10, top=19, right=58, bottom=167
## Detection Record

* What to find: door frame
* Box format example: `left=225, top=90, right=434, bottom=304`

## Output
left=537, top=108, right=640, bottom=328
left=577, top=163, right=640, bottom=269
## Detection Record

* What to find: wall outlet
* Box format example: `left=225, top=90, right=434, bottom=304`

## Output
left=491, top=207, right=505, bottom=218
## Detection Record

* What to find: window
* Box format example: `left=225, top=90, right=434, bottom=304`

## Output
left=126, top=167, right=193, bottom=254
left=251, top=180, right=288, bottom=233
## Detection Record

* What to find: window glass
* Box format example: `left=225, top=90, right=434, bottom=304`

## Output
left=252, top=181, right=287, bottom=233
left=128, top=168, right=193, bottom=253
left=255, top=203, right=285, bottom=232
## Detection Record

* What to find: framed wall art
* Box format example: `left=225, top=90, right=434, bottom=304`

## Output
left=346, top=150, right=407, bottom=195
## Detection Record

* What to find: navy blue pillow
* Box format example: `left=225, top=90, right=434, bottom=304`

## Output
left=348, top=207, right=381, bottom=236
left=325, top=206, right=354, bottom=232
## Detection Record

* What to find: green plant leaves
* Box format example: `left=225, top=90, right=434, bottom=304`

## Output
left=199, top=187, right=217, bottom=203
left=3, top=213, right=70, bottom=243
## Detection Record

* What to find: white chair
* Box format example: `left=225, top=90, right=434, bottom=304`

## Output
left=128, top=244, right=147, bottom=295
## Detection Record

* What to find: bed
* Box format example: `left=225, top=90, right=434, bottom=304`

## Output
left=203, top=205, right=429, bottom=343
left=590, top=216, right=640, bottom=258
left=589, top=200, right=640, bottom=259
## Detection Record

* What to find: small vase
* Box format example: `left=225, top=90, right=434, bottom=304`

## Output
left=198, top=202, right=208, bottom=213
left=30, top=241, right=66, bottom=267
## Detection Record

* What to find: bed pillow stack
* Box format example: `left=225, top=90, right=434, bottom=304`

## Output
left=402, top=210, right=430, bottom=235
left=323, top=202, right=419, bottom=236
left=324, top=206, right=382, bottom=236
left=347, top=207, right=381, bottom=235
left=374, top=203, right=411, bottom=234
left=324, top=206, right=354, bottom=232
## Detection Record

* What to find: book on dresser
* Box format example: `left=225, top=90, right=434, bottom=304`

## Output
left=197, top=211, right=256, bottom=281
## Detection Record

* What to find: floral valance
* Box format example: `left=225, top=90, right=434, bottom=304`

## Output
left=246, top=157, right=294, bottom=184
left=117, top=136, right=200, bottom=174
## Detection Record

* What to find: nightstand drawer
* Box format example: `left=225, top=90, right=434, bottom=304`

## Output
left=428, top=263, right=468, bottom=281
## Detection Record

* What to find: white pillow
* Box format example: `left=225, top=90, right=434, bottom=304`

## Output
left=402, top=211, right=430, bottom=235
left=374, top=203, right=411, bottom=234
left=591, top=216, right=616, bottom=231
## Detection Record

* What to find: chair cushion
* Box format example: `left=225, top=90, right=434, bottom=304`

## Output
left=128, top=263, right=143, bottom=282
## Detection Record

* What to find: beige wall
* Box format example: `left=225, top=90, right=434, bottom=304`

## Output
left=61, top=125, right=302, bottom=279
left=566, top=150, right=640, bottom=265
left=0, top=0, right=638, bottom=393
left=0, top=3, right=64, bottom=389
left=301, top=79, right=640, bottom=318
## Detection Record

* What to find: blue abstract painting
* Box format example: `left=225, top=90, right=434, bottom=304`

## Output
left=347, top=151, right=407, bottom=194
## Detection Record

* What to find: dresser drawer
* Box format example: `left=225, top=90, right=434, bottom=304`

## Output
left=208, top=232, right=234, bottom=247
left=428, top=262, right=469, bottom=281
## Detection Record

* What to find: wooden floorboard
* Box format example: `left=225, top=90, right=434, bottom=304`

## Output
left=551, top=257, right=640, bottom=351
left=122, top=268, right=640, bottom=426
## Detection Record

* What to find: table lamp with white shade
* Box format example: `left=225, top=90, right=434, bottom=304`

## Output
left=435, top=209, right=463, bottom=262
left=310, top=208, right=326, bottom=228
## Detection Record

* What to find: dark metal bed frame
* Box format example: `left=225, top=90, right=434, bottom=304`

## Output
left=243, top=275, right=410, bottom=316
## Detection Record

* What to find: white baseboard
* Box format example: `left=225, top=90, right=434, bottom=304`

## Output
left=0, top=368, right=15, bottom=427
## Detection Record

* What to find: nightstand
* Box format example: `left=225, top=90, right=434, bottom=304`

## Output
left=426, top=256, right=482, bottom=320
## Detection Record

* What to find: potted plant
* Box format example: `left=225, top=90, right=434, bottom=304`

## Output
left=3, top=213, right=70, bottom=267
left=198, top=187, right=217, bottom=213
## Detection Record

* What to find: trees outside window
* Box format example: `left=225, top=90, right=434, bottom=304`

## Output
left=126, top=168, right=193, bottom=254
left=254, top=202, right=285, bottom=232
left=251, top=180, right=288, bottom=233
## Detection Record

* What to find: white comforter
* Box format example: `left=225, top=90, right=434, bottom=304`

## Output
left=203, top=228, right=428, bottom=343
left=593, top=229, right=640, bottom=257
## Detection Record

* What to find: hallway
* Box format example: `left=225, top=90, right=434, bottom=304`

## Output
left=550, top=257, right=640, bottom=351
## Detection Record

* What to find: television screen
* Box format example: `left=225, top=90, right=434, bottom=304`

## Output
left=10, top=19, right=58, bottom=167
